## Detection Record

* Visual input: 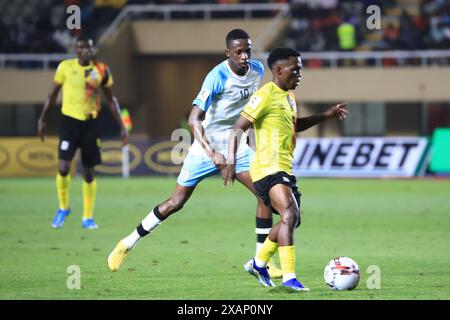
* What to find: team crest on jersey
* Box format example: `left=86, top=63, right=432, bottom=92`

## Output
left=85, top=68, right=102, bottom=87
left=248, top=95, right=261, bottom=110
left=198, top=89, right=211, bottom=102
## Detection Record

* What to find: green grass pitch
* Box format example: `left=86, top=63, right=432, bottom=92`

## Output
left=0, top=176, right=449, bottom=300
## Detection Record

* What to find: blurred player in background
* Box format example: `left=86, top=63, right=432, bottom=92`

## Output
left=224, top=47, right=348, bottom=291
left=38, top=35, right=128, bottom=229
left=108, top=29, right=282, bottom=277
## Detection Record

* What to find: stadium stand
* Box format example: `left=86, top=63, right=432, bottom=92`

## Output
left=0, top=1, right=449, bottom=143
left=286, top=0, right=450, bottom=52
left=2, top=0, right=450, bottom=55
left=0, top=0, right=132, bottom=54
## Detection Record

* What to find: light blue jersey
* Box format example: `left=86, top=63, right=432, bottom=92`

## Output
left=177, top=59, right=265, bottom=187
left=189, top=59, right=264, bottom=156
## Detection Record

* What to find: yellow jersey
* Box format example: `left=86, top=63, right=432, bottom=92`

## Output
left=241, top=82, right=297, bottom=182
left=54, top=58, right=114, bottom=121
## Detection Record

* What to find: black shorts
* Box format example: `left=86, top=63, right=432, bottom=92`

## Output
left=58, top=114, right=101, bottom=167
left=254, top=171, right=301, bottom=215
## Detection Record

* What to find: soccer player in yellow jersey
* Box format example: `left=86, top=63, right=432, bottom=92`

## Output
left=107, top=29, right=283, bottom=278
left=224, top=48, right=348, bottom=291
left=38, top=35, right=128, bottom=229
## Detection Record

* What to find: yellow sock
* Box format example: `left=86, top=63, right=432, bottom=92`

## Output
left=256, top=237, right=278, bottom=264
left=278, top=246, right=296, bottom=275
left=82, top=179, right=97, bottom=219
left=56, top=173, right=71, bottom=210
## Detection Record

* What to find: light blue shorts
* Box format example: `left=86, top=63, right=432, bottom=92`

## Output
left=177, top=149, right=252, bottom=187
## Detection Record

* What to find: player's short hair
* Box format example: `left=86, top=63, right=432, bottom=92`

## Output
left=226, top=29, right=250, bottom=47
left=267, top=47, right=301, bottom=69
left=76, top=34, right=95, bottom=45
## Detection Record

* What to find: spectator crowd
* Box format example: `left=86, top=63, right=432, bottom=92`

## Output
left=1, top=0, right=449, bottom=54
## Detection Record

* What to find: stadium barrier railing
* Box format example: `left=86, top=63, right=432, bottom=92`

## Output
left=2, top=50, right=450, bottom=70
left=0, top=53, right=74, bottom=69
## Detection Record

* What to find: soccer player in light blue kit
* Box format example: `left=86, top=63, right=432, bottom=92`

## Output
left=108, top=29, right=282, bottom=277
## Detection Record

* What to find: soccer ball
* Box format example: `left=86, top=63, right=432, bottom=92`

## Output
left=324, top=257, right=360, bottom=290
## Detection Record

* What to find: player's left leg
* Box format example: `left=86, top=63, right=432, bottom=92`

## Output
left=235, top=172, right=283, bottom=278
left=108, top=150, right=218, bottom=272
left=52, top=160, right=73, bottom=228
left=52, top=115, right=80, bottom=228
left=234, top=150, right=283, bottom=278
left=80, top=119, right=101, bottom=229
left=81, top=166, right=97, bottom=229
left=267, top=183, right=308, bottom=291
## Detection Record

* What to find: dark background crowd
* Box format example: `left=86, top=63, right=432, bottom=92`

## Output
left=1, top=0, right=449, bottom=54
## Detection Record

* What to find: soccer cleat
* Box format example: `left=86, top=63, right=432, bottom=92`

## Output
left=267, top=260, right=283, bottom=279
left=244, top=258, right=275, bottom=287
left=282, top=278, right=310, bottom=291
left=51, top=208, right=71, bottom=228
left=108, top=240, right=130, bottom=272
left=82, top=218, right=98, bottom=229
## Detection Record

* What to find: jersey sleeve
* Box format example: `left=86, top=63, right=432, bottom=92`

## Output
left=101, top=66, right=114, bottom=87
left=192, top=68, right=225, bottom=112
left=54, top=61, right=66, bottom=84
left=251, top=59, right=265, bottom=79
left=241, top=87, right=270, bottom=123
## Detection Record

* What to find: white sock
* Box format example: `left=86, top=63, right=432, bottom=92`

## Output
left=254, top=257, right=267, bottom=269
left=141, top=211, right=162, bottom=232
left=283, top=273, right=296, bottom=283
left=256, top=242, right=263, bottom=257
left=122, top=210, right=162, bottom=249
left=122, top=229, right=140, bottom=249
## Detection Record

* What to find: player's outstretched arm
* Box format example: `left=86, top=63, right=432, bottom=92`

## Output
left=296, top=102, right=348, bottom=132
left=102, top=87, right=128, bottom=146
left=189, top=106, right=227, bottom=169
left=224, top=115, right=253, bottom=186
left=38, top=83, right=61, bottom=142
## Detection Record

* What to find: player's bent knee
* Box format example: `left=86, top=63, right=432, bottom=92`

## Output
left=82, top=167, right=95, bottom=183
left=280, top=209, right=299, bottom=228
left=167, top=198, right=186, bottom=213
left=84, top=173, right=94, bottom=183
left=58, top=160, right=71, bottom=176
left=58, top=167, right=70, bottom=176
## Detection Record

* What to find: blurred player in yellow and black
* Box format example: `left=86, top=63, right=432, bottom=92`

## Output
left=38, top=35, right=128, bottom=229
left=224, top=48, right=348, bottom=291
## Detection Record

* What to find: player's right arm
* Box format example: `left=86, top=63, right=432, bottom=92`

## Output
left=190, top=67, right=226, bottom=168
left=38, top=61, right=65, bottom=142
left=224, top=115, right=253, bottom=186
left=38, top=82, right=62, bottom=142
left=188, top=106, right=226, bottom=169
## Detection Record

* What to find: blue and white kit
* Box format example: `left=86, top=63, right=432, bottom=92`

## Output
left=177, top=59, right=265, bottom=187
